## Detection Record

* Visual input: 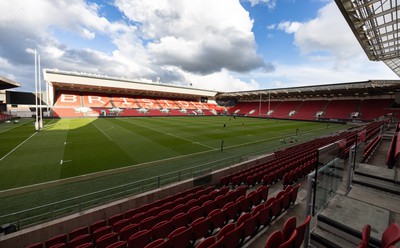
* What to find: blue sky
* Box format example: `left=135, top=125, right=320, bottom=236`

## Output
left=0, top=0, right=397, bottom=92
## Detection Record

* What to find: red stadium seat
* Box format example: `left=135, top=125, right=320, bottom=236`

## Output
left=282, top=216, right=297, bottom=241
left=257, top=185, right=269, bottom=202
left=203, top=200, right=217, bottom=215
left=172, top=204, right=187, bottom=215
left=108, top=213, right=124, bottom=226
left=92, top=226, right=112, bottom=243
left=242, top=212, right=259, bottom=242
left=90, top=219, right=107, bottom=234
left=124, top=208, right=139, bottom=219
left=258, top=204, right=272, bottom=228
left=238, top=196, right=252, bottom=213
left=217, top=223, right=236, bottom=241
left=207, top=209, right=226, bottom=234
left=221, top=223, right=243, bottom=248
left=118, top=223, right=140, bottom=241
left=172, top=212, right=190, bottom=229
left=168, top=226, right=193, bottom=248
left=191, top=217, right=211, bottom=242
left=112, top=218, right=130, bottom=233
left=44, top=234, right=67, bottom=248
left=96, top=232, right=118, bottom=248
left=237, top=212, right=251, bottom=227
left=140, top=216, right=159, bottom=230
left=157, top=209, right=173, bottom=223
left=127, top=229, right=152, bottom=248
left=271, top=195, right=283, bottom=219
left=197, top=236, right=216, bottom=248
left=224, top=201, right=240, bottom=223
left=279, top=230, right=297, bottom=248
left=188, top=206, right=205, bottom=223
left=143, top=239, right=169, bottom=248
left=68, top=234, right=91, bottom=248
left=75, top=243, right=94, bottom=248
left=290, top=184, right=300, bottom=206
left=106, top=241, right=127, bottom=248
left=151, top=220, right=174, bottom=240
left=130, top=212, right=147, bottom=225
left=265, top=230, right=283, bottom=248
left=357, top=224, right=371, bottom=248
left=282, top=191, right=292, bottom=211
left=247, top=190, right=261, bottom=208
left=68, top=226, right=89, bottom=241
left=381, top=223, right=400, bottom=248
left=294, top=215, right=311, bottom=248
left=252, top=204, right=264, bottom=215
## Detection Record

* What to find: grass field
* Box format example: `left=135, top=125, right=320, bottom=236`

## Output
left=0, top=116, right=347, bottom=190
left=0, top=116, right=350, bottom=224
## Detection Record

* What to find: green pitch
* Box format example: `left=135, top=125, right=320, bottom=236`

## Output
left=0, top=116, right=347, bottom=191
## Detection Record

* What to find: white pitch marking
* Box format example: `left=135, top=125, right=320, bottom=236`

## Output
left=0, top=132, right=38, bottom=162
left=92, top=122, right=113, bottom=141
left=60, top=160, right=72, bottom=165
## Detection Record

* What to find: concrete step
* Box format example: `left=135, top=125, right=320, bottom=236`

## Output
left=312, top=214, right=381, bottom=248
left=310, top=227, right=358, bottom=248
left=353, top=173, right=400, bottom=195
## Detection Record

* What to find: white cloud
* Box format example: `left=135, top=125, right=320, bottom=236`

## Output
left=252, top=57, right=397, bottom=90
left=243, top=0, right=277, bottom=9
left=81, top=28, right=96, bottom=40
left=277, top=21, right=302, bottom=34
left=184, top=69, right=260, bottom=92
left=293, top=2, right=361, bottom=63
left=0, top=0, right=268, bottom=92
left=115, top=0, right=271, bottom=75
left=265, top=1, right=397, bottom=84
left=266, top=24, right=276, bottom=30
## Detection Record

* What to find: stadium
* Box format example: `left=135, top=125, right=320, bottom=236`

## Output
left=1, top=0, right=400, bottom=248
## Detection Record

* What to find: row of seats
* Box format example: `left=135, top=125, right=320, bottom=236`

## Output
left=26, top=185, right=248, bottom=248
left=264, top=215, right=311, bottom=248
left=54, top=92, right=224, bottom=111
left=26, top=182, right=301, bottom=248
left=195, top=184, right=300, bottom=248
left=26, top=186, right=218, bottom=248
left=361, top=134, right=382, bottom=163
left=228, top=99, right=398, bottom=121
left=220, top=147, right=316, bottom=187
left=386, top=122, right=400, bottom=168
left=358, top=223, right=400, bottom=248
left=221, top=129, right=359, bottom=190
left=125, top=186, right=270, bottom=248
left=364, top=121, right=384, bottom=142
left=0, top=113, right=12, bottom=119
left=52, top=107, right=220, bottom=118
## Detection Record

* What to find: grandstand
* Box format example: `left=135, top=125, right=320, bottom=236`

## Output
left=44, top=70, right=224, bottom=119
left=221, top=80, right=400, bottom=122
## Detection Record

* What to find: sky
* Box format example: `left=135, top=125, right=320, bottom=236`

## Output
left=0, top=0, right=398, bottom=93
